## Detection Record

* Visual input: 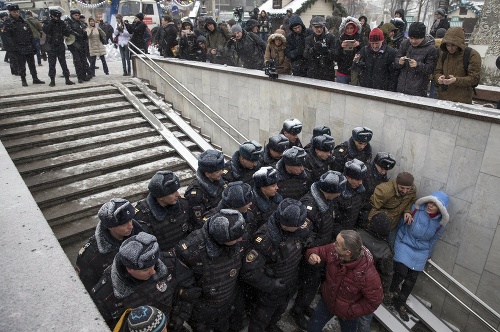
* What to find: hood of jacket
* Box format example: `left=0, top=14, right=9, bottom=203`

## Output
left=440, top=27, right=466, bottom=53
left=339, top=16, right=361, bottom=36
left=204, top=16, right=216, bottom=29
left=267, top=32, right=286, bottom=45
left=289, top=15, right=306, bottom=31
left=395, top=9, right=405, bottom=18
left=414, top=191, right=449, bottom=225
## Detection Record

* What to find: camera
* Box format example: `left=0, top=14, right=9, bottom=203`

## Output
left=264, top=59, right=278, bottom=79
left=404, top=57, right=410, bottom=64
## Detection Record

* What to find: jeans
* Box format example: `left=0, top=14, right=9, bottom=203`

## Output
left=307, top=297, right=358, bottom=332
left=119, top=44, right=131, bottom=73
left=336, top=74, right=351, bottom=84
left=357, top=313, right=372, bottom=332
left=89, top=55, right=109, bottom=76
left=34, top=39, right=41, bottom=64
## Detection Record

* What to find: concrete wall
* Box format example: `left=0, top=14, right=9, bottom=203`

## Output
left=134, top=57, right=500, bottom=331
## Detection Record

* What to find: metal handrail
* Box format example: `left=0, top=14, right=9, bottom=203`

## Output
left=424, top=259, right=500, bottom=331
left=127, top=43, right=247, bottom=147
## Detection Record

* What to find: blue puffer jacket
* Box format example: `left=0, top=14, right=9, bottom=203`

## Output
left=393, top=191, right=449, bottom=271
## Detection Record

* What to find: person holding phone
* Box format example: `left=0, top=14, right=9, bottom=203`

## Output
left=335, top=16, right=364, bottom=84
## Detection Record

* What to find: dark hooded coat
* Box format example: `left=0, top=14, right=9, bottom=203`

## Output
left=226, top=29, right=266, bottom=69
left=285, top=15, right=312, bottom=77
left=336, top=17, right=364, bottom=76
left=304, top=26, right=339, bottom=81
left=352, top=42, right=399, bottom=91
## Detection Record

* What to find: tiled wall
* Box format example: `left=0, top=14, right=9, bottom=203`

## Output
left=135, top=58, right=500, bottom=331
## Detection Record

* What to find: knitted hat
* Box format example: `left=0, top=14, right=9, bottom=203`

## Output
left=231, top=24, right=242, bottom=34
left=282, top=146, right=307, bottom=166
left=368, top=212, right=391, bottom=238
left=352, top=126, right=373, bottom=142
left=408, top=22, right=426, bottom=39
left=282, top=118, right=303, bottom=135
left=318, top=171, right=346, bottom=194
left=312, top=134, right=335, bottom=152
left=312, top=125, right=331, bottom=137
left=198, top=149, right=225, bottom=173
left=135, top=13, right=144, bottom=21
left=369, top=28, right=384, bottom=42
left=208, top=209, right=246, bottom=244
left=222, top=181, right=253, bottom=208
left=253, top=166, right=280, bottom=188
left=436, top=8, right=446, bottom=17
left=127, top=306, right=167, bottom=332
left=435, top=28, right=447, bottom=38
left=274, top=198, right=306, bottom=227
left=344, top=159, right=367, bottom=180
left=98, top=198, right=135, bottom=229
left=268, top=134, right=290, bottom=153
left=148, top=171, right=180, bottom=198
left=396, top=172, right=414, bottom=186
left=118, top=232, right=159, bottom=270
left=239, top=140, right=263, bottom=162
left=310, top=16, right=326, bottom=27
left=374, top=152, right=396, bottom=170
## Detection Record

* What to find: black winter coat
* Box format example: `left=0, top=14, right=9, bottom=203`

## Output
left=126, top=20, right=147, bottom=51
left=353, top=43, right=399, bottom=91
left=226, top=30, right=266, bottom=69
left=43, top=18, right=71, bottom=51
left=3, top=15, right=36, bottom=54
left=303, top=28, right=338, bottom=81
left=158, top=22, right=178, bottom=57
left=285, top=16, right=312, bottom=77
left=336, top=33, right=364, bottom=75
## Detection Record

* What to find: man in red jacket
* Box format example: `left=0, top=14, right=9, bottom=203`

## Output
left=305, top=230, right=383, bottom=331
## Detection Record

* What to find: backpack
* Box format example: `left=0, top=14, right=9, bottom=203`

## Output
left=441, top=46, right=477, bottom=95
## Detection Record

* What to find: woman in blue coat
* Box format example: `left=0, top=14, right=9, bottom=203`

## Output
left=389, top=191, right=449, bottom=321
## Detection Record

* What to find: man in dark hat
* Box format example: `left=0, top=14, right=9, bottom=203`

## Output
left=285, top=14, right=312, bottom=77
left=43, top=8, right=75, bottom=86
left=332, top=126, right=373, bottom=173
left=0, top=12, right=11, bottom=64
left=76, top=198, right=143, bottom=292
left=91, top=232, right=197, bottom=331
left=303, top=125, right=331, bottom=150
left=204, top=16, right=231, bottom=64
left=3, top=4, right=45, bottom=86
left=261, top=134, right=290, bottom=168
left=280, top=118, right=303, bottom=147
left=292, top=171, right=347, bottom=329
left=185, top=149, right=227, bottom=225
left=65, top=8, right=91, bottom=83
left=429, top=8, right=450, bottom=37
left=125, top=12, right=147, bottom=53
left=134, top=171, right=195, bottom=252
left=251, top=166, right=283, bottom=237
left=241, top=198, right=312, bottom=332
left=223, top=140, right=263, bottom=185
left=304, top=134, right=336, bottom=182
left=276, top=146, right=312, bottom=200
left=304, top=16, right=338, bottom=81
left=177, top=209, right=247, bottom=331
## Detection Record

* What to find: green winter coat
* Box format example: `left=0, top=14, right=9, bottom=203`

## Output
left=434, top=27, right=481, bottom=104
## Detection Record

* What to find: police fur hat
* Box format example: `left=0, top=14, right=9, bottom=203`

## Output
left=374, top=152, right=396, bottom=170
left=253, top=166, right=280, bottom=188
left=222, top=181, right=253, bottom=208
left=198, top=149, right=225, bottom=173
left=7, top=4, right=20, bottom=11
left=396, top=172, right=414, bottom=186
left=312, top=134, right=335, bottom=152
left=319, top=170, right=347, bottom=194
left=148, top=171, right=180, bottom=198
left=282, top=118, right=302, bottom=135
left=208, top=209, right=246, bottom=244
left=344, top=159, right=367, bottom=180
left=118, top=232, right=160, bottom=270
left=351, top=126, right=373, bottom=142
left=135, top=13, right=144, bottom=21
left=368, top=212, right=391, bottom=238
left=127, top=306, right=167, bottom=332
left=268, top=134, right=290, bottom=153
left=50, top=9, right=62, bottom=17
left=408, top=22, right=426, bottom=39
left=312, top=125, right=331, bottom=137
left=98, top=198, right=135, bottom=229
left=282, top=146, right=307, bottom=166
left=239, top=140, right=263, bottom=162
left=274, top=198, right=306, bottom=227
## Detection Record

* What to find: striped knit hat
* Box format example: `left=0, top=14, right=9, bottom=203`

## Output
left=127, top=306, right=167, bottom=332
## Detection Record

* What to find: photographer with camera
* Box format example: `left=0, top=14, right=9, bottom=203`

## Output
left=178, top=19, right=201, bottom=61
left=226, top=24, right=266, bottom=69
left=125, top=13, right=147, bottom=54
left=264, top=29, right=290, bottom=75
left=303, top=16, right=339, bottom=81
left=204, top=17, right=231, bottom=64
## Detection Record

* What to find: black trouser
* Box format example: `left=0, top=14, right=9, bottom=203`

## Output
left=190, top=299, right=239, bottom=332
left=11, top=51, right=37, bottom=79
left=249, top=292, right=292, bottom=332
left=390, top=261, right=420, bottom=305
left=68, top=43, right=89, bottom=80
left=47, top=45, right=70, bottom=78
left=294, top=260, right=324, bottom=311
left=89, top=55, right=109, bottom=76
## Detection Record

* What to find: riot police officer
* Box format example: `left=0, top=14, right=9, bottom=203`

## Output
left=275, top=146, right=312, bottom=200
left=332, top=126, right=373, bottom=172
left=280, top=118, right=303, bottom=148
left=304, top=134, right=336, bottom=182
left=260, top=134, right=289, bottom=168
left=250, top=166, right=282, bottom=237
left=65, top=8, right=90, bottom=83
left=222, top=140, right=263, bottom=185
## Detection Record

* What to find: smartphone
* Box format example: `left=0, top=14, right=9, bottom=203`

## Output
left=344, top=40, right=355, bottom=50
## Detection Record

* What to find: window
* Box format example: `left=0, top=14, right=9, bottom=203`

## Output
left=459, top=7, right=467, bottom=15
left=143, top=4, right=154, bottom=15
left=273, top=0, right=282, bottom=9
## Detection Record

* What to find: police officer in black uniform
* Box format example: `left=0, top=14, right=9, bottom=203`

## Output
left=260, top=134, right=289, bottom=168
left=134, top=171, right=196, bottom=252
left=275, top=146, right=312, bottom=200
left=91, top=232, right=197, bottom=331
left=0, top=12, right=13, bottom=67
left=292, top=171, right=346, bottom=329
left=241, top=198, right=311, bottom=332
left=209, top=181, right=254, bottom=218
left=304, top=134, right=336, bottom=182
left=43, top=9, right=75, bottom=86
left=3, top=4, right=45, bottom=86
left=65, top=9, right=90, bottom=83
left=332, top=126, right=373, bottom=173
left=250, top=166, right=282, bottom=237
left=333, top=159, right=368, bottom=236
left=222, top=140, right=263, bottom=185
left=176, top=209, right=247, bottom=332
left=76, top=198, right=142, bottom=292
left=303, top=125, right=331, bottom=150
left=280, top=118, right=303, bottom=148
left=185, top=149, right=227, bottom=226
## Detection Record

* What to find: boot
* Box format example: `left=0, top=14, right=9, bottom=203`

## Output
left=123, top=71, right=128, bottom=76
left=78, top=78, right=84, bottom=83
left=383, top=291, right=396, bottom=307
left=291, top=306, right=309, bottom=330
left=65, top=77, right=75, bottom=85
left=21, top=77, right=28, bottom=86
left=49, top=78, right=56, bottom=87
left=397, top=305, right=409, bottom=322
left=33, top=77, right=45, bottom=84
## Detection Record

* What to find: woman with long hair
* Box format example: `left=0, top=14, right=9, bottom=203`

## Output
left=86, top=17, right=109, bottom=77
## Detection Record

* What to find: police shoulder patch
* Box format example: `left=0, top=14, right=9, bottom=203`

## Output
left=307, top=205, right=313, bottom=210
left=245, top=249, right=259, bottom=263
left=134, top=207, right=140, bottom=214
left=339, top=148, right=344, bottom=153
left=190, top=190, right=197, bottom=195
left=223, top=169, right=228, bottom=174
left=300, top=220, right=309, bottom=229
left=181, top=243, right=188, bottom=250
left=255, top=237, right=262, bottom=243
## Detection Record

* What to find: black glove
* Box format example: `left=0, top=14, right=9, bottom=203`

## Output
left=179, top=287, right=202, bottom=301
left=168, top=315, right=185, bottom=332
left=273, top=278, right=286, bottom=292
left=313, top=42, right=323, bottom=53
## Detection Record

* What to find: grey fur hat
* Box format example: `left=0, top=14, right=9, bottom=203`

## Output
left=198, top=149, right=225, bottom=173
left=253, top=166, right=280, bottom=188
left=275, top=198, right=306, bottom=227
left=319, top=171, right=346, bottom=194
left=282, top=146, right=307, bottom=166
left=312, top=125, right=331, bottom=137
left=208, top=209, right=246, bottom=244
left=222, top=181, right=253, bottom=208
left=344, top=159, right=367, bottom=180
left=312, top=134, right=335, bottom=152
left=352, top=126, right=373, bottom=142
left=148, top=171, right=180, bottom=198
left=98, top=198, right=135, bottom=229
left=117, top=232, right=159, bottom=270
left=374, top=152, right=396, bottom=170
left=282, top=118, right=302, bottom=135
left=239, top=140, right=263, bottom=161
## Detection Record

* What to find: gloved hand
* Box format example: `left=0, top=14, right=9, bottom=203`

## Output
left=313, top=42, right=323, bottom=53
left=273, top=278, right=286, bottom=292
left=179, top=287, right=202, bottom=301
